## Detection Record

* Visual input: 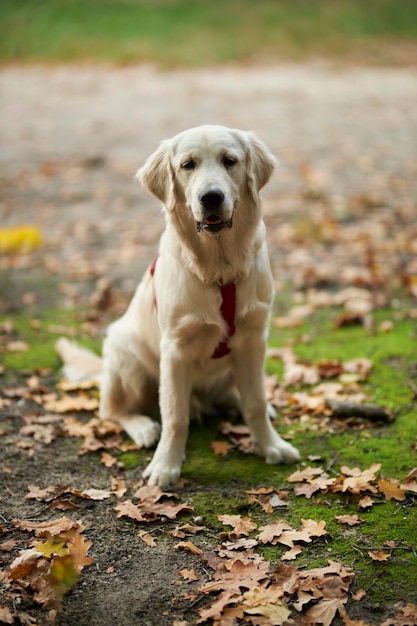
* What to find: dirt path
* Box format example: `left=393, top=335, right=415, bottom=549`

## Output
left=1, top=63, right=417, bottom=308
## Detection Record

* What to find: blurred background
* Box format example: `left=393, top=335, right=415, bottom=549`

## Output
left=1, top=0, right=417, bottom=312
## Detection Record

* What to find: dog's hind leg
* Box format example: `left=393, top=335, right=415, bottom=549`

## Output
left=99, top=364, right=161, bottom=448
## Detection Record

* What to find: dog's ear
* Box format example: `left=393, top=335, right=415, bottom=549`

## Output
left=136, top=141, right=177, bottom=212
left=245, top=132, right=277, bottom=205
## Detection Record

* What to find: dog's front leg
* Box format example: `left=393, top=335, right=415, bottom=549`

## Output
left=232, top=340, right=300, bottom=464
left=143, top=350, right=191, bottom=487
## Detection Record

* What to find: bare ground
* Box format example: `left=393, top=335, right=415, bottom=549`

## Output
left=1, top=62, right=417, bottom=626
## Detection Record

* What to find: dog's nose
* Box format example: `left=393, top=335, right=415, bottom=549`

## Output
left=200, top=189, right=225, bottom=210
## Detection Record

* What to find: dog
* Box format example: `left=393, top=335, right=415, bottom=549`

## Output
left=58, top=125, right=300, bottom=487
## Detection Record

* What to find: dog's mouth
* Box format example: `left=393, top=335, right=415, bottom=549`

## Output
left=196, top=215, right=233, bottom=234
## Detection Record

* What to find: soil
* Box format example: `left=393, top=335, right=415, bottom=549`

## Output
left=1, top=62, right=417, bottom=626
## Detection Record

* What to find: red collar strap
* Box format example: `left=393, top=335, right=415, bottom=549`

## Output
left=149, top=256, right=236, bottom=359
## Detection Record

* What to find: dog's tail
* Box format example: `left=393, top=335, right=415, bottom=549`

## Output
left=55, top=337, right=103, bottom=384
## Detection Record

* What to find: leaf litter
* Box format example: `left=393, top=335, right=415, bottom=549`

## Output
left=1, top=350, right=416, bottom=624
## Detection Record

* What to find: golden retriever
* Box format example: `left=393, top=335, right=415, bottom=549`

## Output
left=59, top=125, right=300, bottom=487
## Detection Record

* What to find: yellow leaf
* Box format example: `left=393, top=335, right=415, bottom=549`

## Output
left=31, top=539, right=69, bottom=559
left=0, top=225, right=42, bottom=255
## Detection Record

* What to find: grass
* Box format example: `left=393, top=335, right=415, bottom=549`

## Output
left=1, top=0, right=417, bottom=65
left=1, top=301, right=417, bottom=609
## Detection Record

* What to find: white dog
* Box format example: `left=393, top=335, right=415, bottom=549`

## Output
left=60, top=125, right=300, bottom=487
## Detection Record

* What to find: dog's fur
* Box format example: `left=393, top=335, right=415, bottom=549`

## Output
left=58, top=125, right=300, bottom=487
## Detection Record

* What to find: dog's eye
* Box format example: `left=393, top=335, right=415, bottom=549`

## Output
left=222, top=156, right=237, bottom=168
left=181, top=159, right=196, bottom=171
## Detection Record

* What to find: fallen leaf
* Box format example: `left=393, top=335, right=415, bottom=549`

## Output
left=111, top=476, right=127, bottom=499
left=281, top=546, right=302, bottom=561
left=368, top=549, right=391, bottom=561
left=335, top=515, right=365, bottom=526
left=13, top=517, right=83, bottom=538
left=210, top=441, right=231, bottom=456
left=378, top=478, right=406, bottom=501
left=138, top=530, right=157, bottom=547
left=67, top=534, right=93, bottom=573
left=179, top=568, right=198, bottom=582
left=218, top=515, right=257, bottom=537
left=174, top=541, right=203, bottom=556
left=0, top=604, right=14, bottom=624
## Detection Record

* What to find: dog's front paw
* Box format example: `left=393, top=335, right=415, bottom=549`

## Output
left=254, top=430, right=300, bottom=465
left=143, top=458, right=182, bottom=488
left=119, top=415, right=161, bottom=448
left=265, top=438, right=300, bottom=464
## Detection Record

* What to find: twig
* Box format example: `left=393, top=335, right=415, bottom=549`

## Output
left=325, top=399, right=393, bottom=422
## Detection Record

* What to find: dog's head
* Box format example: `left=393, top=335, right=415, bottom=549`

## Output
left=137, top=125, right=276, bottom=235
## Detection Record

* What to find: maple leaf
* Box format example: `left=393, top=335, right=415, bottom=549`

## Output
left=138, top=530, right=156, bottom=547
left=179, top=568, right=198, bottom=582
left=48, top=554, right=78, bottom=602
left=25, top=484, right=56, bottom=502
left=368, top=549, right=391, bottom=561
left=169, top=524, right=206, bottom=539
left=174, top=541, right=203, bottom=556
left=31, top=539, right=69, bottom=559
left=281, top=546, right=302, bottom=561
left=199, top=559, right=270, bottom=595
left=67, top=534, right=93, bottom=573
left=301, top=518, right=328, bottom=538
left=101, top=451, right=118, bottom=467
left=210, top=441, right=231, bottom=456
left=218, top=514, right=257, bottom=537
left=358, top=495, right=374, bottom=509
left=378, top=478, right=406, bottom=501
left=335, top=515, right=365, bottom=526
left=305, top=596, right=348, bottom=626
left=44, top=393, right=99, bottom=413
left=287, top=466, right=324, bottom=483
left=277, top=528, right=313, bottom=548
left=341, top=463, right=381, bottom=494
left=258, top=520, right=293, bottom=544
left=197, top=589, right=241, bottom=623
left=114, top=500, right=147, bottom=522
left=13, top=517, right=83, bottom=538
left=111, top=475, right=127, bottom=498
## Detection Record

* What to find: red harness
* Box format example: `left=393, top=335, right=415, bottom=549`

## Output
left=150, top=256, right=236, bottom=359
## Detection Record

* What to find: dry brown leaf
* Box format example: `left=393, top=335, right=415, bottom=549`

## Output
left=0, top=604, right=14, bottom=624
left=67, top=534, right=93, bottom=573
left=101, top=451, right=118, bottom=468
left=305, top=596, right=348, bottom=626
left=258, top=520, right=293, bottom=544
left=0, top=539, right=17, bottom=552
left=368, top=549, right=391, bottom=561
left=287, top=466, right=324, bottom=483
left=378, top=478, right=406, bottom=501
left=111, top=476, right=127, bottom=499
left=44, top=393, right=99, bottom=413
left=218, top=515, right=257, bottom=537
left=335, top=515, right=365, bottom=526
left=138, top=530, right=157, bottom=547
left=358, top=495, right=374, bottom=509
left=174, top=541, right=203, bottom=556
left=281, top=546, right=302, bottom=561
left=210, top=441, right=231, bottom=456
left=13, top=517, right=83, bottom=538
left=25, top=485, right=56, bottom=501
left=179, top=568, right=198, bottom=582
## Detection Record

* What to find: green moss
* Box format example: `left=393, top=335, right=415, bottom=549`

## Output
left=1, top=309, right=101, bottom=371
left=2, top=301, right=416, bottom=610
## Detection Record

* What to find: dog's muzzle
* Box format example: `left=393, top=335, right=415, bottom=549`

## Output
left=196, top=189, right=233, bottom=234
